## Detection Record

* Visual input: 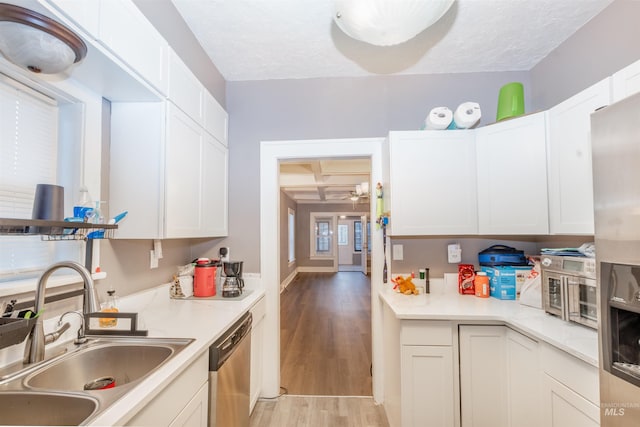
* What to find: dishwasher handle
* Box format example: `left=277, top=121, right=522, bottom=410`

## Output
left=209, top=312, right=252, bottom=371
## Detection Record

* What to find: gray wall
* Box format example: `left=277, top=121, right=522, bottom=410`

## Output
left=389, top=235, right=592, bottom=277
left=531, top=0, right=640, bottom=110
left=279, top=191, right=297, bottom=282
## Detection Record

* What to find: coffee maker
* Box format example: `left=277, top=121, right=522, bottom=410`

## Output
left=222, top=261, right=244, bottom=297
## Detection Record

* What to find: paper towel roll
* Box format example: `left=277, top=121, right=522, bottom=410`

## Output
left=453, top=102, right=481, bottom=129
left=424, top=106, right=453, bottom=130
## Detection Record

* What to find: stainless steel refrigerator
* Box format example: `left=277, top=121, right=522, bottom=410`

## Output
left=592, top=92, right=640, bottom=426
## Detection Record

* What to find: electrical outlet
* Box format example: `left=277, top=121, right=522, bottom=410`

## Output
left=448, top=244, right=462, bottom=263
left=392, top=244, right=404, bottom=261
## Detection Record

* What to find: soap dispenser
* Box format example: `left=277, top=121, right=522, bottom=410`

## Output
left=100, top=289, right=119, bottom=328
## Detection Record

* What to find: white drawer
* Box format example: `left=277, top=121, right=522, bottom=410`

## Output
left=401, top=320, right=453, bottom=346
left=541, top=342, right=599, bottom=405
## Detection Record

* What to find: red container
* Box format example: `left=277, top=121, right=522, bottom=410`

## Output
left=194, top=258, right=216, bottom=297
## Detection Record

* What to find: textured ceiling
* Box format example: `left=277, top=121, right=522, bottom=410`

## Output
left=171, top=0, right=614, bottom=82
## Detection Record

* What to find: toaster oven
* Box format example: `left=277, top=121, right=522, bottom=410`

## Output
left=541, top=255, right=597, bottom=329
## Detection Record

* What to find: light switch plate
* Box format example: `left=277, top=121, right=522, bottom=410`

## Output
left=392, top=244, right=404, bottom=261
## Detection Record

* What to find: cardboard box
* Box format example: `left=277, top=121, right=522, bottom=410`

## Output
left=481, top=266, right=532, bottom=300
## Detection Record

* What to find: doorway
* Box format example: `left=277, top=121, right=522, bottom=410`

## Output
left=260, top=137, right=386, bottom=402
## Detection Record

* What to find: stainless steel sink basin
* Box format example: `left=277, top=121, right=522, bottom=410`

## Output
left=26, top=338, right=191, bottom=392
left=0, top=391, right=98, bottom=426
left=0, top=337, right=194, bottom=425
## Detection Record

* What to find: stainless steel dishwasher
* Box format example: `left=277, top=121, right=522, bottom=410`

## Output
left=208, top=311, right=252, bottom=427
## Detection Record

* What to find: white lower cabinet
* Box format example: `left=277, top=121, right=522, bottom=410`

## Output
left=169, top=382, right=209, bottom=427
left=250, top=296, right=266, bottom=412
left=505, top=328, right=541, bottom=427
left=540, top=343, right=600, bottom=427
left=126, top=352, right=209, bottom=426
left=459, top=325, right=508, bottom=427
left=542, top=375, right=599, bottom=427
left=400, top=321, right=459, bottom=427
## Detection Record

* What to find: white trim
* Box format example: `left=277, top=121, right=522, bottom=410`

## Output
left=280, top=268, right=298, bottom=293
left=297, top=266, right=337, bottom=273
left=260, top=137, right=386, bottom=403
left=338, top=265, right=362, bottom=272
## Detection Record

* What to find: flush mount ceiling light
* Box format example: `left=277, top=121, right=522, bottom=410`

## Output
left=0, top=3, right=87, bottom=74
left=334, top=0, right=455, bottom=46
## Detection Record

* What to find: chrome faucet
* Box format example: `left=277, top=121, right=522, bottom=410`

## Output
left=24, top=261, right=100, bottom=364
left=58, top=310, right=88, bottom=345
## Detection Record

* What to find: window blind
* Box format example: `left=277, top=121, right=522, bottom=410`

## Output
left=0, top=76, right=60, bottom=278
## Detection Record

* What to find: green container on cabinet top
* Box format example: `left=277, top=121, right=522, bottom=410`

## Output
left=496, top=82, right=525, bottom=122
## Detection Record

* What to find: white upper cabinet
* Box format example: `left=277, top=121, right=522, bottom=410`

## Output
left=476, top=112, right=549, bottom=234
left=98, top=0, right=169, bottom=95
left=388, top=131, right=478, bottom=235
left=204, top=91, right=229, bottom=146
left=168, top=49, right=204, bottom=125
left=110, top=102, right=228, bottom=239
left=46, top=0, right=100, bottom=38
left=612, top=59, right=640, bottom=102
left=200, top=133, right=229, bottom=237
left=547, top=78, right=611, bottom=235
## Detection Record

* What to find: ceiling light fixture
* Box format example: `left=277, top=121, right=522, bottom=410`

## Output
left=0, top=3, right=87, bottom=74
left=334, top=0, right=454, bottom=46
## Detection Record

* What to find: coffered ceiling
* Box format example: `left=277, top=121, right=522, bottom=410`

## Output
left=280, top=158, right=371, bottom=204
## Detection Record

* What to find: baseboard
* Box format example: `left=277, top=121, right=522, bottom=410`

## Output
left=280, top=268, right=298, bottom=293
left=297, top=266, right=336, bottom=273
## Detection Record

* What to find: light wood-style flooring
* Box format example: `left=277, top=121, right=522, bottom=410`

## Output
left=250, top=395, right=389, bottom=427
left=279, top=272, right=373, bottom=396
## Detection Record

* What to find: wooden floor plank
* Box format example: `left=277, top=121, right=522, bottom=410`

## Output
left=250, top=396, right=389, bottom=427
left=280, top=272, right=373, bottom=396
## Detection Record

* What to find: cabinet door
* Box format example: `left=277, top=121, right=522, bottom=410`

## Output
left=542, top=375, right=600, bottom=427
left=169, top=382, right=208, bottom=427
left=168, top=49, right=204, bottom=125
left=250, top=297, right=266, bottom=412
left=201, top=134, right=228, bottom=237
left=612, top=59, right=640, bottom=102
left=99, top=0, right=168, bottom=94
left=203, top=91, right=228, bottom=146
left=459, top=325, right=508, bottom=427
left=476, top=112, right=549, bottom=234
left=165, top=103, right=204, bottom=238
left=389, top=131, right=478, bottom=235
left=547, top=78, right=610, bottom=234
left=506, top=328, right=540, bottom=427
left=401, top=345, right=456, bottom=427
left=46, top=0, right=100, bottom=38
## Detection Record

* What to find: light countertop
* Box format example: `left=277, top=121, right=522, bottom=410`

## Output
left=379, top=276, right=599, bottom=367
left=87, top=281, right=265, bottom=426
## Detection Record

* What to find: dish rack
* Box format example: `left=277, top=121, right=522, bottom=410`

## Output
left=0, top=218, right=118, bottom=240
left=0, top=317, right=36, bottom=350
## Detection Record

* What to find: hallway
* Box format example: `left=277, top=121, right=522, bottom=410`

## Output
left=280, top=272, right=373, bottom=396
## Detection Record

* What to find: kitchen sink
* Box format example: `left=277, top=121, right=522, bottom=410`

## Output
left=0, top=336, right=193, bottom=425
left=0, top=391, right=98, bottom=426
left=26, top=341, right=178, bottom=391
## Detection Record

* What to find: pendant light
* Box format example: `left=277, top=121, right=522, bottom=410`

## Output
left=334, top=0, right=454, bottom=46
left=0, top=3, right=87, bottom=74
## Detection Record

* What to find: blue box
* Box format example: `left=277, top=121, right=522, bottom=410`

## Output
left=481, top=266, right=532, bottom=300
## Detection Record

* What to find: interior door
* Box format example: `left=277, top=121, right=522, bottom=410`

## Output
left=361, top=215, right=368, bottom=275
